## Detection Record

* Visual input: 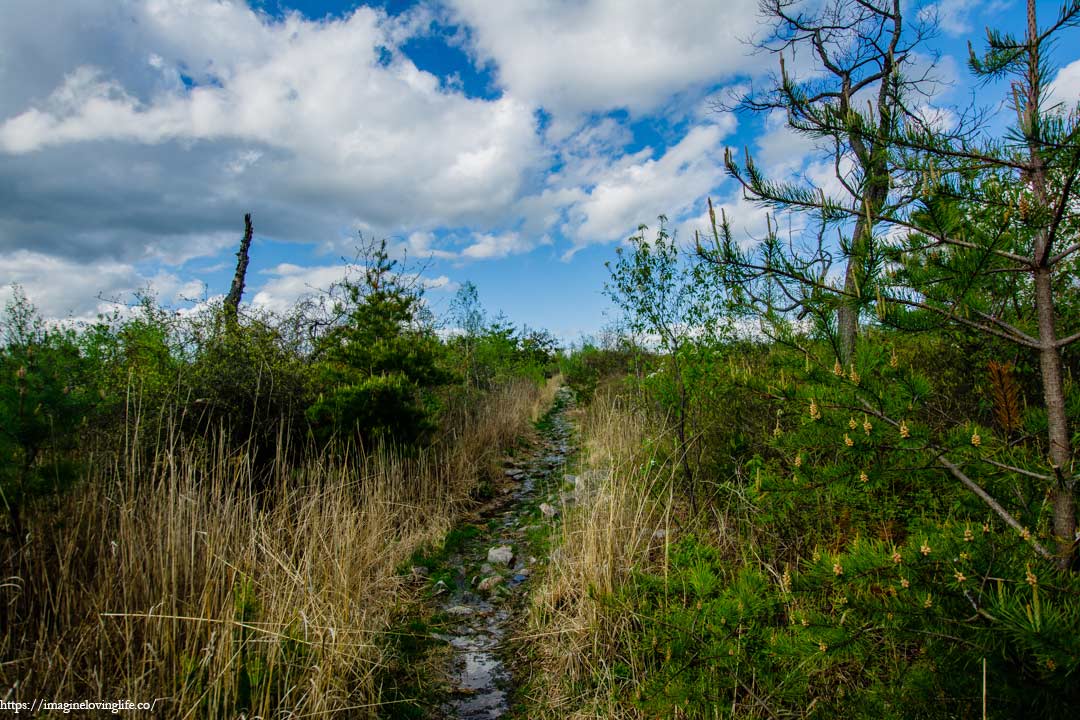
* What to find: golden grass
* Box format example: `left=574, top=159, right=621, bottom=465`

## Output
left=524, top=384, right=678, bottom=719
left=1, top=377, right=549, bottom=717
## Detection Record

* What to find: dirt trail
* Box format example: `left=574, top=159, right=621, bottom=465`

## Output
left=426, top=386, right=575, bottom=719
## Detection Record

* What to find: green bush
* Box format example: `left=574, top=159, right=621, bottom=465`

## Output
left=306, top=239, right=452, bottom=448
left=0, top=288, right=96, bottom=536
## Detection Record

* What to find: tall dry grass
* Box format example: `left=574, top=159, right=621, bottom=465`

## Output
left=525, top=384, right=678, bottom=719
left=1, top=376, right=556, bottom=717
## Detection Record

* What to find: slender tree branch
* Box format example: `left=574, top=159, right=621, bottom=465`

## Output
left=858, top=399, right=1056, bottom=562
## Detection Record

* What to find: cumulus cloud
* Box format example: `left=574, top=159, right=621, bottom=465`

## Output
left=0, top=0, right=803, bottom=321
left=559, top=115, right=737, bottom=254
left=0, top=0, right=543, bottom=267
left=250, top=261, right=455, bottom=315
left=0, top=250, right=193, bottom=320
left=461, top=231, right=536, bottom=259
left=445, top=0, right=766, bottom=118
left=1049, top=59, right=1080, bottom=110
left=919, top=0, right=980, bottom=35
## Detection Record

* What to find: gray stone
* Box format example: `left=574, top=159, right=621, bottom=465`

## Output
left=410, top=566, right=430, bottom=580
left=539, top=502, right=559, bottom=518
left=446, top=605, right=475, bottom=616
left=487, top=546, right=514, bottom=566
left=652, top=528, right=668, bottom=540
left=477, top=575, right=504, bottom=593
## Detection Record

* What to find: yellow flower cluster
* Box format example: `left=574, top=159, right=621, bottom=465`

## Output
left=899, top=420, right=910, bottom=439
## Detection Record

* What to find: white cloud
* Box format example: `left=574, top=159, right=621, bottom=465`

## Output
left=250, top=263, right=350, bottom=315
left=1049, top=59, right=1080, bottom=111
left=0, top=0, right=543, bottom=266
left=0, top=250, right=193, bottom=320
left=250, top=261, right=456, bottom=315
left=753, top=110, right=817, bottom=179
left=460, top=231, right=535, bottom=259
left=919, top=0, right=980, bottom=35
left=560, top=116, right=737, bottom=254
left=404, top=231, right=457, bottom=260
left=446, top=0, right=765, bottom=117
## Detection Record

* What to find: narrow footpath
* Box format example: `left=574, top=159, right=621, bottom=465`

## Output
left=413, top=386, right=577, bottom=719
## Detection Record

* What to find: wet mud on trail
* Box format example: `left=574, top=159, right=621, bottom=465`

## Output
left=404, top=386, right=577, bottom=719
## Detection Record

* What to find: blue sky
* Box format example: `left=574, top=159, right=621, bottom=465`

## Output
left=1, top=1, right=1078, bottom=342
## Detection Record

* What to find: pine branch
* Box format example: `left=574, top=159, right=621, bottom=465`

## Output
left=858, top=398, right=1056, bottom=562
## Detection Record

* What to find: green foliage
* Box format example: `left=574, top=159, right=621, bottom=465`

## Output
left=605, top=220, right=728, bottom=508
left=307, top=239, right=452, bottom=448
left=447, top=281, right=560, bottom=390
left=309, top=372, right=434, bottom=447
left=699, top=333, right=1078, bottom=715
left=603, top=523, right=1079, bottom=719
left=0, top=288, right=95, bottom=534
left=559, top=338, right=638, bottom=401
left=606, top=5, right=1080, bottom=711
left=78, top=293, right=181, bottom=421
left=184, top=309, right=311, bottom=462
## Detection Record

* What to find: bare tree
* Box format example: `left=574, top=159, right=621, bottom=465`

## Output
left=713, top=0, right=939, bottom=361
left=224, top=213, right=254, bottom=320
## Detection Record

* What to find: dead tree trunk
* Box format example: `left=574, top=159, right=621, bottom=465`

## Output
left=224, top=213, right=253, bottom=320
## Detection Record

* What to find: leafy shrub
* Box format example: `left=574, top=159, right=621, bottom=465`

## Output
left=0, top=289, right=96, bottom=536
left=307, top=239, right=452, bottom=448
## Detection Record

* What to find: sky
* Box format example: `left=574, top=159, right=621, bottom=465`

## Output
left=1, top=0, right=1078, bottom=342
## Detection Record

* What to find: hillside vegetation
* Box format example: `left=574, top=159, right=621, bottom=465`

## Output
left=0, top=239, right=560, bottom=717
left=3, top=1, right=1079, bottom=717
left=522, top=2, right=1080, bottom=716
